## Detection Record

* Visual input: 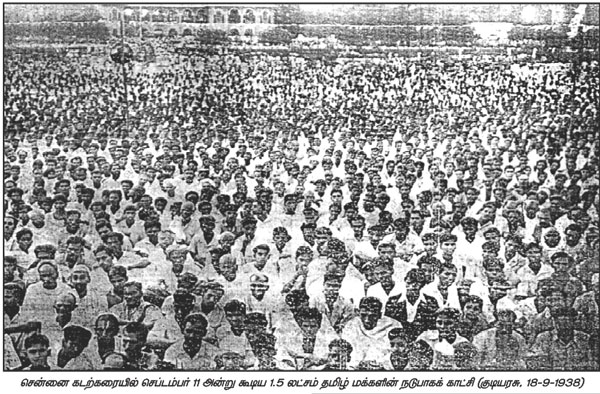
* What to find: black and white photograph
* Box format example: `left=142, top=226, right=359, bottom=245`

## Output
left=3, top=3, right=599, bottom=374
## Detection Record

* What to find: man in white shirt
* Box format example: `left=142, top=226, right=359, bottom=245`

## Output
left=417, top=308, right=471, bottom=370
left=382, top=218, right=424, bottom=263
left=163, top=313, right=221, bottom=370
left=366, top=257, right=405, bottom=306
left=516, top=242, right=554, bottom=298
left=20, top=262, right=75, bottom=328
left=342, top=296, right=401, bottom=369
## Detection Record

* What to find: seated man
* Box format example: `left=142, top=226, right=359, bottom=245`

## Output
left=158, top=246, right=202, bottom=293
left=101, top=232, right=153, bottom=284
left=277, top=307, right=336, bottom=370
left=524, top=281, right=567, bottom=343
left=148, top=290, right=195, bottom=350
left=527, top=307, right=593, bottom=370
left=218, top=300, right=254, bottom=368
left=310, top=273, right=356, bottom=334
left=121, top=322, right=158, bottom=370
left=163, top=313, right=221, bottom=370
left=215, top=254, right=245, bottom=304
left=417, top=308, right=471, bottom=370
left=385, top=268, right=439, bottom=341
left=342, top=296, right=401, bottom=370
left=242, top=273, right=279, bottom=328
left=92, top=313, right=120, bottom=363
left=427, top=263, right=461, bottom=310
left=106, top=265, right=128, bottom=308
left=238, top=244, right=279, bottom=284
left=194, top=280, right=228, bottom=345
left=70, top=265, right=109, bottom=329
left=366, top=257, right=405, bottom=306
left=20, top=262, right=74, bottom=329
left=109, top=281, right=162, bottom=331
left=472, top=309, right=528, bottom=370
left=515, top=242, right=554, bottom=298
left=161, top=272, right=199, bottom=317
left=43, top=292, right=79, bottom=346
left=49, top=325, right=94, bottom=370
left=456, top=295, right=489, bottom=341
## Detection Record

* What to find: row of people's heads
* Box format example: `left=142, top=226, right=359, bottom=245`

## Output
left=7, top=216, right=587, bottom=266
left=8, top=182, right=594, bottom=229
left=15, top=251, right=589, bottom=307
left=7, top=128, right=591, bottom=165
left=5, top=166, right=592, bottom=218
left=8, top=133, right=592, bottom=184
left=4, top=105, right=592, bottom=150
left=7, top=233, right=582, bottom=287
left=3, top=151, right=595, bottom=207
left=4, top=200, right=590, bottom=245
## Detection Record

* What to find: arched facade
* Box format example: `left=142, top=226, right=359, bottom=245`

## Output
left=182, top=9, right=193, bottom=23
left=103, top=5, right=275, bottom=38
left=228, top=9, right=240, bottom=24
left=196, top=9, right=208, bottom=23
left=243, top=9, right=255, bottom=24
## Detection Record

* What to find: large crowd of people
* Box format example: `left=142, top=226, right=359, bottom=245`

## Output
left=3, top=30, right=599, bottom=371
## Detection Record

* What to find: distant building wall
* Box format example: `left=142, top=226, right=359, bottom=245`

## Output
left=102, top=5, right=275, bottom=37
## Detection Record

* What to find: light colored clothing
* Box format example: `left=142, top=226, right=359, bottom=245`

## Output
left=169, top=217, right=202, bottom=245
left=109, top=301, right=162, bottom=329
left=276, top=322, right=338, bottom=370
left=426, top=283, right=462, bottom=311
left=382, top=232, right=425, bottom=262
left=342, top=316, right=401, bottom=369
left=147, top=314, right=184, bottom=347
left=515, top=263, right=554, bottom=298
left=417, top=330, right=471, bottom=370
left=20, top=282, right=76, bottom=328
left=188, top=231, right=219, bottom=261
left=71, top=289, right=110, bottom=329
left=367, top=280, right=405, bottom=307
left=163, top=339, right=220, bottom=370
left=217, top=327, right=254, bottom=363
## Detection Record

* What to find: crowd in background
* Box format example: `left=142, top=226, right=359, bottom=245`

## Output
left=3, top=34, right=599, bottom=370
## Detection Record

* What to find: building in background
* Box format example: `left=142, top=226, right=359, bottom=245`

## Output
left=101, top=5, right=276, bottom=38
left=3, top=4, right=598, bottom=50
